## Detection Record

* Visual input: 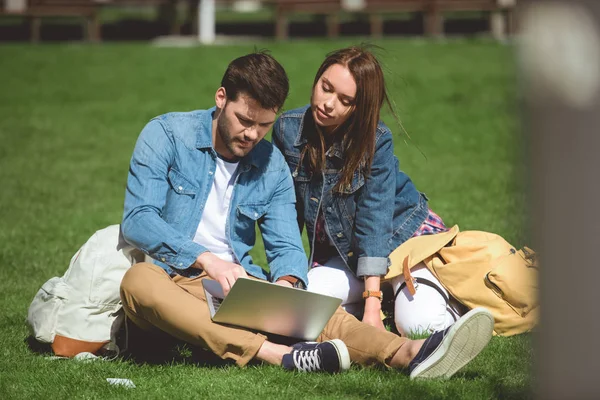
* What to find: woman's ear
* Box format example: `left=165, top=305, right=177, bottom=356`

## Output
left=215, top=87, right=227, bottom=109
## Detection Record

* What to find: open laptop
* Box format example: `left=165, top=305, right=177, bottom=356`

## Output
left=202, top=278, right=342, bottom=340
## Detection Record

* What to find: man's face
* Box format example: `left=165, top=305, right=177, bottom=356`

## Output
left=214, top=89, right=277, bottom=161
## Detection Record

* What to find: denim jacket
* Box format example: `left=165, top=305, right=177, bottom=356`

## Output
left=122, top=108, right=308, bottom=285
left=272, top=105, right=428, bottom=277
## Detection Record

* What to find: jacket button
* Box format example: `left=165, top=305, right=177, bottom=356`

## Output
left=161, top=257, right=166, bottom=262
left=336, top=232, right=343, bottom=238
left=292, top=171, right=298, bottom=177
left=326, top=207, right=332, bottom=212
left=178, top=186, right=183, bottom=191
left=347, top=252, right=354, bottom=257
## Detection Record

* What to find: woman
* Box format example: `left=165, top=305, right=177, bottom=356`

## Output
left=272, top=46, right=465, bottom=335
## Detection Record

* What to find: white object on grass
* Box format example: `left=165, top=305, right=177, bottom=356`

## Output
left=106, top=378, right=136, bottom=389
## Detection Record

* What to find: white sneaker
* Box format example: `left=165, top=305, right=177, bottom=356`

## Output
left=409, top=307, right=494, bottom=379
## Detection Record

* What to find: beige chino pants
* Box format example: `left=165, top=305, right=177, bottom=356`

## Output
left=120, top=262, right=407, bottom=367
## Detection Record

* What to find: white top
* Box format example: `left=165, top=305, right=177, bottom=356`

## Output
left=193, top=156, right=239, bottom=262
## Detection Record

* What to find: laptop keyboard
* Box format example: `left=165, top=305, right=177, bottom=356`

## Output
left=211, top=296, right=223, bottom=312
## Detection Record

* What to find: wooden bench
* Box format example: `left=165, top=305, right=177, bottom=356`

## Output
left=430, top=0, right=515, bottom=38
left=26, top=1, right=102, bottom=42
left=273, top=0, right=341, bottom=40
left=0, top=0, right=191, bottom=42
left=272, top=0, right=516, bottom=40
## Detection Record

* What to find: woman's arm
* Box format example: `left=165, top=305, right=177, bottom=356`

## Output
left=362, top=275, right=386, bottom=331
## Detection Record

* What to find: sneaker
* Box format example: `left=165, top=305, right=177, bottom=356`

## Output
left=409, top=307, right=494, bottom=380
left=282, top=339, right=351, bottom=373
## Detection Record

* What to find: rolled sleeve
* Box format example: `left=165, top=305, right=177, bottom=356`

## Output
left=356, top=256, right=390, bottom=277
left=353, top=132, right=396, bottom=264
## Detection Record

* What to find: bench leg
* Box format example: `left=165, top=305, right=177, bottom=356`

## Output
left=30, top=16, right=41, bottom=43
left=326, top=13, right=339, bottom=38
left=490, top=10, right=506, bottom=41
left=276, top=13, right=289, bottom=40
left=506, top=8, right=516, bottom=35
left=87, top=13, right=101, bottom=42
left=370, top=13, right=383, bottom=38
left=425, top=6, right=443, bottom=37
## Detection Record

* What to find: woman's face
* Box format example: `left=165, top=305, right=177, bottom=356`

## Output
left=311, top=63, right=357, bottom=133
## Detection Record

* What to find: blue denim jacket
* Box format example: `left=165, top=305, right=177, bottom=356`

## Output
left=272, top=105, right=428, bottom=277
left=122, top=108, right=308, bottom=285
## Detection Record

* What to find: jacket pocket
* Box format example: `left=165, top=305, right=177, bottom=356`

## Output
left=288, top=158, right=312, bottom=183
left=167, top=168, right=198, bottom=197
left=484, top=252, right=538, bottom=317
left=164, top=168, right=198, bottom=223
left=27, top=277, right=70, bottom=343
left=335, top=169, right=364, bottom=194
left=238, top=203, right=268, bottom=221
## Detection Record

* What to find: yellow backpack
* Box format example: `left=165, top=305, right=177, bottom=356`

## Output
left=385, top=226, right=538, bottom=336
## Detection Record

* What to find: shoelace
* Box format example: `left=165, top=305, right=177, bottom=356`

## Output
left=293, top=348, right=322, bottom=372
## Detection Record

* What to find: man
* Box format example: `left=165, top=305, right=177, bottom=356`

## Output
left=120, top=51, right=494, bottom=376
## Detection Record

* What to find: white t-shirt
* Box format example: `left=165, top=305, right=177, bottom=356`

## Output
left=193, top=156, right=239, bottom=262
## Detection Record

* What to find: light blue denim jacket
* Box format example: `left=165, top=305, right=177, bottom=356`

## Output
left=272, top=105, right=429, bottom=277
left=122, top=108, right=308, bottom=285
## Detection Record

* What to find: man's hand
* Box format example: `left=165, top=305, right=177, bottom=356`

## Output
left=194, top=252, right=248, bottom=296
left=274, top=279, right=293, bottom=288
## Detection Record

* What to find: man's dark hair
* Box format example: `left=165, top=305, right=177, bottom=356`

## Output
left=221, top=51, right=289, bottom=112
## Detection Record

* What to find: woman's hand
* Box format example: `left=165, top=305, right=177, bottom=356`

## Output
left=362, top=297, right=387, bottom=331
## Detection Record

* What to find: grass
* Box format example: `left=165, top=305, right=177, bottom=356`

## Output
left=0, top=38, right=531, bottom=399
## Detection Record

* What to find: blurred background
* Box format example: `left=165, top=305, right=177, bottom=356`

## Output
left=0, top=0, right=517, bottom=42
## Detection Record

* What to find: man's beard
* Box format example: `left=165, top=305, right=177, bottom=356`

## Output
left=216, top=113, right=244, bottom=161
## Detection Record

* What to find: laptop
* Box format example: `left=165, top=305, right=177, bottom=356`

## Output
left=202, top=277, right=342, bottom=340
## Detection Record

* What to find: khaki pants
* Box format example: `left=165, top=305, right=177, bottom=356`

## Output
left=120, top=262, right=407, bottom=367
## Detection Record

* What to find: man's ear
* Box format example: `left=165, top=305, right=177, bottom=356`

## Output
left=215, top=87, right=227, bottom=109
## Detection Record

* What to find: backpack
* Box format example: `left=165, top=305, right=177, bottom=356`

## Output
left=27, top=225, right=146, bottom=357
left=385, top=225, right=538, bottom=336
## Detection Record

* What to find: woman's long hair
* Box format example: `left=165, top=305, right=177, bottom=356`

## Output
left=301, top=46, right=395, bottom=192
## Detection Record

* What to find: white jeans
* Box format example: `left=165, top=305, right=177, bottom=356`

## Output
left=307, top=257, right=464, bottom=335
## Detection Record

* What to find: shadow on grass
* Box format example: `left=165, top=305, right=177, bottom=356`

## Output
left=117, top=319, right=306, bottom=368
left=451, top=370, right=485, bottom=381
left=25, top=335, right=53, bottom=356
left=488, top=376, right=533, bottom=400
left=117, top=319, right=233, bottom=368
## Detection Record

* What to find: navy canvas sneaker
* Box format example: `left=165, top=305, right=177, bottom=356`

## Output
left=282, top=339, right=351, bottom=373
left=409, top=307, right=494, bottom=380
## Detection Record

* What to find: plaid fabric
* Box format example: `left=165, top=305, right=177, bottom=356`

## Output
left=412, top=209, right=448, bottom=237
left=312, top=210, right=338, bottom=266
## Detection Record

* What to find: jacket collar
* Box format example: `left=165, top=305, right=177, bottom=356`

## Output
left=195, top=107, right=216, bottom=150
left=293, top=107, right=310, bottom=148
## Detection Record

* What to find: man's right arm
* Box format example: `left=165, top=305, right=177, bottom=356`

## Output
left=122, top=119, right=208, bottom=271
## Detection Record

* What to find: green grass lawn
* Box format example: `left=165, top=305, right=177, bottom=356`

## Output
left=0, top=39, right=532, bottom=399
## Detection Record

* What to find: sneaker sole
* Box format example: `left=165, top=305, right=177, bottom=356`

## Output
left=409, top=307, right=494, bottom=380
left=328, top=339, right=351, bottom=372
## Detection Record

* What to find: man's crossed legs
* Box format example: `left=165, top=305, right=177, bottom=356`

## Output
left=120, top=262, right=493, bottom=378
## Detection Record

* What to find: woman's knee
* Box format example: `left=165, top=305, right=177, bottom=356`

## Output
left=394, top=287, right=454, bottom=336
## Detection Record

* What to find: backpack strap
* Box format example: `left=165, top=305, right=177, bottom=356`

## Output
left=395, top=277, right=450, bottom=305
